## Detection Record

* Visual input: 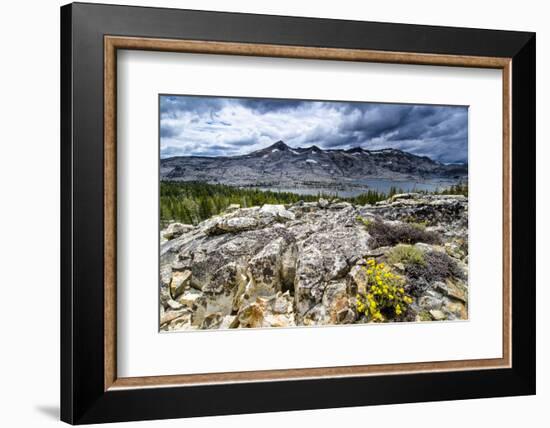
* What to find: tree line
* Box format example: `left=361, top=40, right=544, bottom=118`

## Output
left=160, top=181, right=467, bottom=225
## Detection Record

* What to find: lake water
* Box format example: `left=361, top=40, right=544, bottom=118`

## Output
left=258, top=178, right=459, bottom=197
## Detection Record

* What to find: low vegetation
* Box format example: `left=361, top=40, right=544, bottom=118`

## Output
left=402, top=250, right=465, bottom=296
left=405, top=250, right=465, bottom=282
left=386, top=244, right=426, bottom=266
left=356, top=258, right=413, bottom=321
left=359, top=217, right=442, bottom=248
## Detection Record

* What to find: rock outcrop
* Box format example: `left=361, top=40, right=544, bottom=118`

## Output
left=160, top=195, right=468, bottom=331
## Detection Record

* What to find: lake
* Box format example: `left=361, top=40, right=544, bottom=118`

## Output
left=257, top=178, right=460, bottom=197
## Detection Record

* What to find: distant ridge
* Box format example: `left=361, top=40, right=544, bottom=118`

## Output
left=161, top=141, right=467, bottom=188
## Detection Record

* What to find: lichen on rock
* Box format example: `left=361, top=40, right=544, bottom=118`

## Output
left=159, top=193, right=469, bottom=331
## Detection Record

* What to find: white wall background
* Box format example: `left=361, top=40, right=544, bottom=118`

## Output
left=0, top=0, right=545, bottom=426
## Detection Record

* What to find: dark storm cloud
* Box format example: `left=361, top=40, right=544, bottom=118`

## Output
left=238, top=98, right=307, bottom=113
left=160, top=95, right=224, bottom=118
left=160, top=95, right=468, bottom=163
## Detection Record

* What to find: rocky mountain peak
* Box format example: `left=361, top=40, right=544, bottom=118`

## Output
left=346, top=146, right=365, bottom=154
left=267, top=140, right=289, bottom=151
left=161, top=140, right=468, bottom=186
left=305, top=145, right=321, bottom=152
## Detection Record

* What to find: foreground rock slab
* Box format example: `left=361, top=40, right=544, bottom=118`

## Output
left=159, top=194, right=469, bottom=331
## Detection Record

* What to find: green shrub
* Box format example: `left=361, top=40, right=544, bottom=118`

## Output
left=401, top=215, right=429, bottom=226
left=409, top=221, right=429, bottom=230
left=386, top=244, right=425, bottom=266
left=356, top=216, right=372, bottom=228
left=418, top=310, right=433, bottom=322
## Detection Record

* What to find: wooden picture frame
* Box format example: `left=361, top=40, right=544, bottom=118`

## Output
left=61, top=2, right=535, bottom=424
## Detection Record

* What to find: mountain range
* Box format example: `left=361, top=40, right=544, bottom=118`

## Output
left=160, top=141, right=467, bottom=189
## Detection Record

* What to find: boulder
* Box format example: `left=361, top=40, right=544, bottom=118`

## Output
left=417, top=295, right=444, bottom=311
left=272, top=291, right=293, bottom=314
left=159, top=263, right=173, bottom=308
left=170, top=269, right=191, bottom=299
left=329, top=202, right=352, bottom=210
left=177, top=287, right=202, bottom=308
left=294, top=245, right=325, bottom=316
left=434, top=279, right=468, bottom=303
left=220, top=315, right=239, bottom=329
left=214, top=216, right=259, bottom=234
left=429, top=309, right=447, bottom=321
left=366, top=194, right=468, bottom=232
left=444, top=241, right=467, bottom=260
left=236, top=301, right=265, bottom=328
left=444, top=300, right=468, bottom=319
left=200, top=312, right=223, bottom=330
left=162, top=223, right=194, bottom=240
left=280, top=242, right=298, bottom=290
left=181, top=224, right=297, bottom=293
left=171, top=257, right=192, bottom=272
left=290, top=201, right=318, bottom=213
left=259, top=204, right=295, bottom=221
left=225, top=203, right=241, bottom=212
left=165, top=299, right=183, bottom=310
left=347, top=263, right=369, bottom=296
left=318, top=198, right=329, bottom=208
left=303, top=281, right=356, bottom=325
left=294, top=226, right=371, bottom=318
left=191, top=262, right=247, bottom=326
left=237, top=292, right=295, bottom=328
left=161, top=312, right=193, bottom=331
left=160, top=308, right=192, bottom=327
left=245, top=237, right=286, bottom=298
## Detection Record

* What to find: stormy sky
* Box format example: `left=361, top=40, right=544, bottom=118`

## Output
left=160, top=95, right=468, bottom=164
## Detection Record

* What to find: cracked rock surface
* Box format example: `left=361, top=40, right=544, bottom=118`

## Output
left=160, top=195, right=468, bottom=331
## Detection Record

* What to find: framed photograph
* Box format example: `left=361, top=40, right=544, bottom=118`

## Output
left=61, top=2, right=535, bottom=424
